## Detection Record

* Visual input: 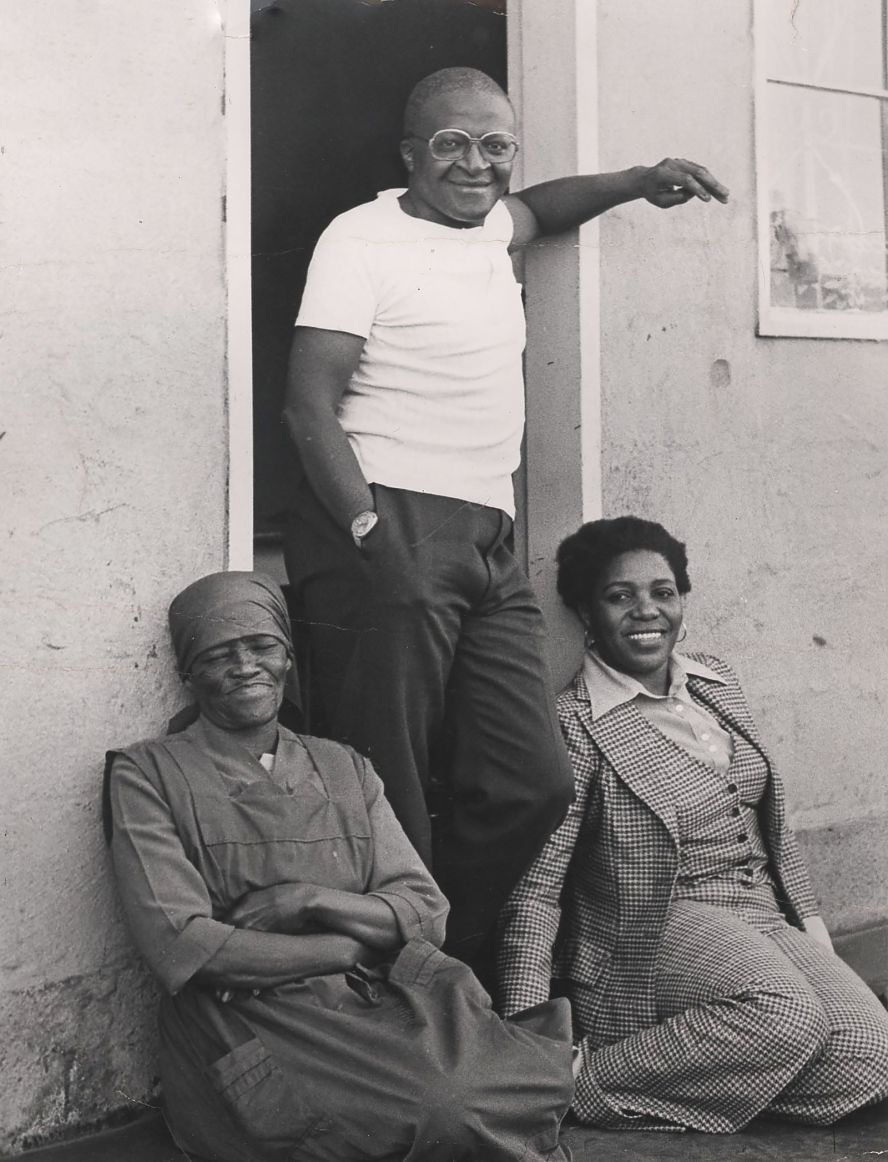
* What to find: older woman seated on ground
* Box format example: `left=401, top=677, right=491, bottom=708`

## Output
left=498, top=516, right=888, bottom=1133
left=107, top=571, right=573, bottom=1162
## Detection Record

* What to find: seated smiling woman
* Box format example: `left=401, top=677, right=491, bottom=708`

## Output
left=107, top=571, right=574, bottom=1162
left=497, top=516, right=888, bottom=1133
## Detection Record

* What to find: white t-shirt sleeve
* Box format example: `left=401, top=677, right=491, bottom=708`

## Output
left=486, top=197, right=516, bottom=247
left=295, top=221, right=377, bottom=339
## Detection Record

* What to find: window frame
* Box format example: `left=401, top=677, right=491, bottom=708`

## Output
left=754, top=0, right=888, bottom=341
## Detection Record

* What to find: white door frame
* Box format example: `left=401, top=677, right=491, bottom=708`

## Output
left=508, top=0, right=603, bottom=687
left=224, top=0, right=255, bottom=570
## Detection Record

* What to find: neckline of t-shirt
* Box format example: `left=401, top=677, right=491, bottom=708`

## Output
left=381, top=187, right=494, bottom=235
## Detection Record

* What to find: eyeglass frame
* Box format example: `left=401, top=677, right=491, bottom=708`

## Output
left=407, top=128, right=521, bottom=164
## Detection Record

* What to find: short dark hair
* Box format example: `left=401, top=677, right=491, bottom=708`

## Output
left=556, top=516, right=692, bottom=615
left=403, top=67, right=511, bottom=135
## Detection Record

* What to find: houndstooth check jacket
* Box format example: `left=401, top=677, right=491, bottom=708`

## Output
left=497, top=653, right=819, bottom=1050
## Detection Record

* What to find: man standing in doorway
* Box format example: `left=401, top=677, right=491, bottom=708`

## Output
left=283, top=67, right=728, bottom=983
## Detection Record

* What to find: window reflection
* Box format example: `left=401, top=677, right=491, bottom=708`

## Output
left=763, top=0, right=885, bottom=90
left=767, top=86, right=887, bottom=313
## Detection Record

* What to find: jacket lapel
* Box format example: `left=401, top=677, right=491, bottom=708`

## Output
left=567, top=674, right=681, bottom=845
left=684, top=669, right=765, bottom=751
left=684, top=671, right=786, bottom=843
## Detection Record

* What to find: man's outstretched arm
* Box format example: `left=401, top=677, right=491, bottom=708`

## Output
left=505, top=157, right=729, bottom=249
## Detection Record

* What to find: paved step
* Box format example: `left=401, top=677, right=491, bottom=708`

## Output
left=13, top=927, right=888, bottom=1160
left=13, top=1102, right=888, bottom=1162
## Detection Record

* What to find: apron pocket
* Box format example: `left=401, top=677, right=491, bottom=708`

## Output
left=206, top=1036, right=329, bottom=1152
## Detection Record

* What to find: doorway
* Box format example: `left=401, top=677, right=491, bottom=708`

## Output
left=250, top=0, right=508, bottom=572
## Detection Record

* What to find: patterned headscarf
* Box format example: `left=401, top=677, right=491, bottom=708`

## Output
left=168, top=571, right=293, bottom=678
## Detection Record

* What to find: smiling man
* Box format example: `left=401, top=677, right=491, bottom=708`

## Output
left=282, top=67, right=728, bottom=983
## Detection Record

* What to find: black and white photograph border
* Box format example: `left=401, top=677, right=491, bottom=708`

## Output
left=1, top=1, right=887, bottom=1159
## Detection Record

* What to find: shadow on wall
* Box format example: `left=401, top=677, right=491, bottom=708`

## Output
left=250, top=0, right=507, bottom=534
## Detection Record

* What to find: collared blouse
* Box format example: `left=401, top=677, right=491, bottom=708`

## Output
left=583, top=649, right=733, bottom=773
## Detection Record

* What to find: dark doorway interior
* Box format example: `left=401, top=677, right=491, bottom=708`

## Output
left=251, top=0, right=507, bottom=540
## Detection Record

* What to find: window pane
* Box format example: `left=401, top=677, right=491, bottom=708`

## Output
left=766, top=84, right=888, bottom=313
left=764, top=0, right=886, bottom=90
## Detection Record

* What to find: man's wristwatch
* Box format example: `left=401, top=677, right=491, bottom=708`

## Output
left=350, top=510, right=379, bottom=547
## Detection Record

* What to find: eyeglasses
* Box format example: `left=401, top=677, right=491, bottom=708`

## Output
left=412, top=128, right=520, bottom=164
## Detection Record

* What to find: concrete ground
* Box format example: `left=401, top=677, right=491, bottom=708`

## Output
left=11, top=1101, right=888, bottom=1162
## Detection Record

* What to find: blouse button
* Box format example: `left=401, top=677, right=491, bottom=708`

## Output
left=701, top=732, right=710, bottom=741
left=731, top=806, right=740, bottom=817
left=737, top=833, right=748, bottom=843
left=727, top=783, right=738, bottom=794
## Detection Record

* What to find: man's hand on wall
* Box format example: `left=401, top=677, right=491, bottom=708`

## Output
left=641, top=157, right=730, bottom=208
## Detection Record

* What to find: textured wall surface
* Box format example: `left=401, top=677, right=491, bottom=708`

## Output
left=595, top=0, right=888, bottom=930
left=0, top=2, right=229, bottom=1149
left=2, top=0, right=884, bottom=1151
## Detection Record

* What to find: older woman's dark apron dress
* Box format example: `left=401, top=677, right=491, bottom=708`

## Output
left=110, top=723, right=573, bottom=1162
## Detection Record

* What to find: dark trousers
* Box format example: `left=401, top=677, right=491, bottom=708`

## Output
left=284, top=482, right=574, bottom=976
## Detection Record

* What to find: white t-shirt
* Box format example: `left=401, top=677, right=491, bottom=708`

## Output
left=295, top=188, right=526, bottom=516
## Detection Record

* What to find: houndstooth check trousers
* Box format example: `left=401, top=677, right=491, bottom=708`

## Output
left=574, top=898, right=888, bottom=1132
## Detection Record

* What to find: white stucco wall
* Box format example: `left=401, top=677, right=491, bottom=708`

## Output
left=509, top=0, right=604, bottom=684
left=0, top=2, right=232, bottom=1149
left=1, top=0, right=883, bottom=1149
left=594, top=0, right=888, bottom=930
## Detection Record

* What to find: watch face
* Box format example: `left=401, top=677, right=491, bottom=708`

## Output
left=352, top=511, right=378, bottom=538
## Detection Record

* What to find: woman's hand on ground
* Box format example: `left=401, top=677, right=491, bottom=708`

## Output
left=802, top=914, right=834, bottom=952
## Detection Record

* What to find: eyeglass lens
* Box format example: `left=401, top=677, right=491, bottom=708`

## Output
left=429, top=130, right=518, bottom=162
